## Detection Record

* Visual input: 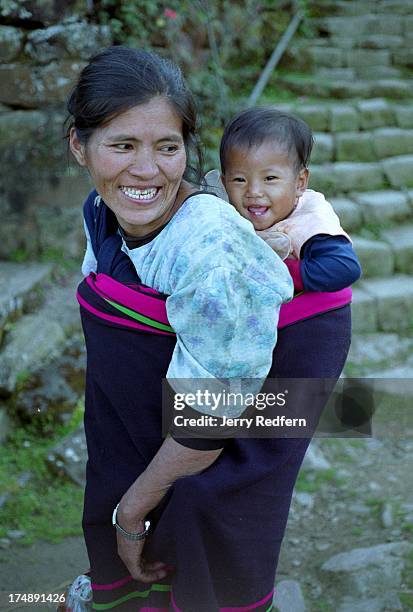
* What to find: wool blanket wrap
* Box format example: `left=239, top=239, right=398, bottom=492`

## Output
left=77, top=267, right=351, bottom=611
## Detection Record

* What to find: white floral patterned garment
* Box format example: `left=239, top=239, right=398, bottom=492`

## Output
left=83, top=193, right=293, bottom=416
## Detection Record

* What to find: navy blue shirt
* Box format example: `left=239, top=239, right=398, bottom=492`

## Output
left=300, top=235, right=362, bottom=292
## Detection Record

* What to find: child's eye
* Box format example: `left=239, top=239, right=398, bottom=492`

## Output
left=232, top=177, right=246, bottom=183
left=265, top=176, right=278, bottom=181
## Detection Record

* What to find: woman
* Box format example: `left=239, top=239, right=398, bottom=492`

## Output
left=67, top=47, right=349, bottom=611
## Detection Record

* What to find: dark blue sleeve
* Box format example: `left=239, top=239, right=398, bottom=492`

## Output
left=300, top=234, right=362, bottom=292
left=83, top=189, right=99, bottom=255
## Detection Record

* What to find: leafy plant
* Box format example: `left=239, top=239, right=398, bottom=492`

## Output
left=92, top=0, right=300, bottom=170
left=0, top=401, right=85, bottom=543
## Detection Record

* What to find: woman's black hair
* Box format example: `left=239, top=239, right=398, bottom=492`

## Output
left=220, top=107, right=314, bottom=174
left=66, top=46, right=203, bottom=183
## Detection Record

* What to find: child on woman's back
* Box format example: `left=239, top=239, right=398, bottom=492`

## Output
left=219, top=107, right=361, bottom=295
left=214, top=108, right=362, bottom=437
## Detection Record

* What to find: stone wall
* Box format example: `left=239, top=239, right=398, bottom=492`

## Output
left=0, top=0, right=111, bottom=261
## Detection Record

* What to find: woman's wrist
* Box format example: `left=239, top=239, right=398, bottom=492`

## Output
left=117, top=496, right=147, bottom=531
left=118, top=471, right=170, bottom=527
left=113, top=503, right=150, bottom=540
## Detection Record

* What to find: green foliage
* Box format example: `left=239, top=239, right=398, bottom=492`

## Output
left=399, top=547, right=413, bottom=609
left=93, top=0, right=301, bottom=168
left=312, top=600, right=333, bottom=612
left=15, top=368, right=33, bottom=391
left=9, top=248, right=30, bottom=263
left=351, top=526, right=363, bottom=536
left=39, top=247, right=79, bottom=272
left=0, top=401, right=85, bottom=544
left=295, top=467, right=342, bottom=493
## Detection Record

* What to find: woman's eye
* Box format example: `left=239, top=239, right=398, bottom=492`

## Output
left=232, top=177, right=246, bottom=183
left=159, top=145, right=179, bottom=153
left=113, top=143, right=133, bottom=151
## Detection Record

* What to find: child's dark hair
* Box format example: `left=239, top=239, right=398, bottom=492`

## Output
left=220, top=107, right=314, bottom=174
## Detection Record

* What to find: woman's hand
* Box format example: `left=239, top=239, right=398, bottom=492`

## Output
left=115, top=528, right=170, bottom=583
left=115, top=503, right=171, bottom=583
left=114, top=437, right=223, bottom=581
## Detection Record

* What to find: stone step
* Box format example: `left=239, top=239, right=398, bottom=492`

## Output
left=312, top=68, right=404, bottom=86
left=315, top=68, right=356, bottom=81
left=350, top=190, right=412, bottom=225
left=322, top=191, right=412, bottom=232
left=328, top=190, right=413, bottom=232
left=382, top=154, right=413, bottom=188
left=392, top=49, right=413, bottom=69
left=308, top=0, right=413, bottom=17
left=274, top=100, right=413, bottom=131
left=0, top=272, right=82, bottom=396
left=310, top=157, right=413, bottom=194
left=288, top=45, right=396, bottom=70
left=292, top=33, right=406, bottom=50
left=352, top=236, right=395, bottom=278
left=309, top=15, right=406, bottom=39
left=351, top=285, right=378, bottom=333
left=360, top=101, right=413, bottom=130
left=0, top=262, right=53, bottom=346
left=370, top=129, right=413, bottom=159
left=276, top=75, right=413, bottom=100
left=345, top=332, right=413, bottom=375
left=351, top=66, right=403, bottom=80
left=312, top=129, right=413, bottom=164
left=354, top=275, right=413, bottom=333
left=381, top=224, right=413, bottom=274
left=310, top=162, right=386, bottom=194
left=330, top=197, right=363, bottom=231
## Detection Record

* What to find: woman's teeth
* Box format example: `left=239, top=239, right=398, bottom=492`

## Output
left=121, top=187, right=158, bottom=200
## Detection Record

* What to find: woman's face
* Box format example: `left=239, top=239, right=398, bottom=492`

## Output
left=70, top=97, right=187, bottom=237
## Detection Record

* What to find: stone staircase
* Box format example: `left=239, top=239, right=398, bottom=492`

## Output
left=0, top=263, right=84, bottom=442
left=270, top=0, right=413, bottom=378
left=280, top=0, right=413, bottom=98
left=1, top=0, right=413, bottom=444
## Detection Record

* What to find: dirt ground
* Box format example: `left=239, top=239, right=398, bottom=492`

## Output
left=1, top=437, right=412, bottom=612
left=0, top=536, right=88, bottom=612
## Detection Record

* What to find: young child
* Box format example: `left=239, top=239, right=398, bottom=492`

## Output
left=207, top=107, right=363, bottom=436
left=214, top=107, right=361, bottom=296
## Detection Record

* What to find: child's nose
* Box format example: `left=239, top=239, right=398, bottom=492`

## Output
left=246, top=182, right=263, bottom=197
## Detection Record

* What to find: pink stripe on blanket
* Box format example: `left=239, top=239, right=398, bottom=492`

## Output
left=88, top=272, right=169, bottom=324
left=278, top=287, right=352, bottom=329
left=76, top=291, right=173, bottom=336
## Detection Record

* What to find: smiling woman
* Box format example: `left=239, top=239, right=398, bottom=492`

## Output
left=69, top=99, right=188, bottom=237
left=62, top=46, right=315, bottom=612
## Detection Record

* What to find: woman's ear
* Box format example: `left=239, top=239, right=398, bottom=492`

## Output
left=296, top=168, right=309, bottom=198
left=69, top=127, right=87, bottom=167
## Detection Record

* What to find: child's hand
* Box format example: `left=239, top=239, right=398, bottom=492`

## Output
left=256, top=228, right=291, bottom=260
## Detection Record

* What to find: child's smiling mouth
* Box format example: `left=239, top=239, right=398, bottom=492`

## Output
left=247, top=205, right=270, bottom=217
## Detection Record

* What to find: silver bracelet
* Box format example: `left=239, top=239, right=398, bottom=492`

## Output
left=112, top=503, right=150, bottom=541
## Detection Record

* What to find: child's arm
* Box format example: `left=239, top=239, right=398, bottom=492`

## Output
left=299, top=234, right=361, bottom=292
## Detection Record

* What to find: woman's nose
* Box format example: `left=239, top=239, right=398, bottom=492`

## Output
left=128, top=150, right=158, bottom=178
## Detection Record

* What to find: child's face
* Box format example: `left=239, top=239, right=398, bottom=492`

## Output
left=221, top=142, right=309, bottom=230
